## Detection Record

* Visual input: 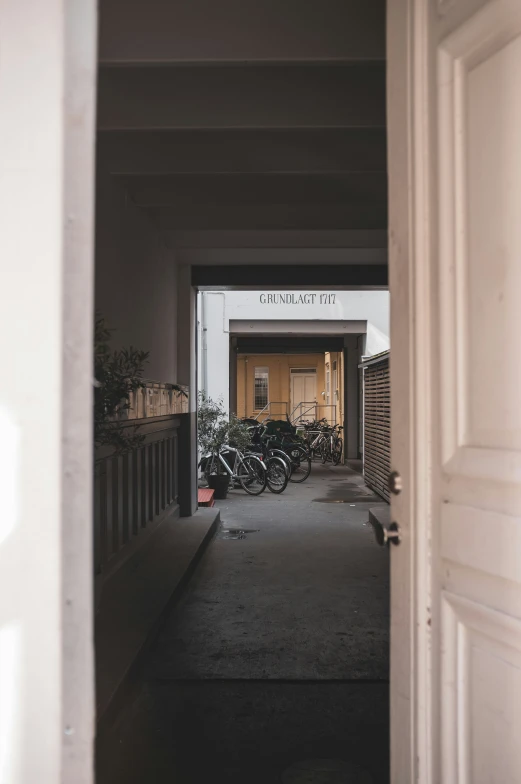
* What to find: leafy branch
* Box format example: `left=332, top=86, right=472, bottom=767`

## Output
left=197, top=392, right=251, bottom=458
left=94, top=314, right=149, bottom=455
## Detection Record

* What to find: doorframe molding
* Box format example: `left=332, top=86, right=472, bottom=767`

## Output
left=387, top=0, right=435, bottom=780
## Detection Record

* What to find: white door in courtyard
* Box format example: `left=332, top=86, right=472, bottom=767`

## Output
left=389, top=0, right=521, bottom=781
left=290, top=369, right=317, bottom=422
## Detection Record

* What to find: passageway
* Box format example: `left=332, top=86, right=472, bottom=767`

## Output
left=97, top=464, right=390, bottom=783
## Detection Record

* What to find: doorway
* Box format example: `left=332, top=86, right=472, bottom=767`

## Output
left=9, top=0, right=521, bottom=780
left=290, top=368, right=317, bottom=421
left=91, top=0, right=392, bottom=777
left=96, top=284, right=391, bottom=782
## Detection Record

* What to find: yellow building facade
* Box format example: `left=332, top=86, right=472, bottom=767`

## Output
left=324, top=350, right=345, bottom=427
left=236, top=352, right=344, bottom=427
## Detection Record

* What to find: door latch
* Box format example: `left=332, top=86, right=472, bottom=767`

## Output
left=388, top=470, right=403, bottom=495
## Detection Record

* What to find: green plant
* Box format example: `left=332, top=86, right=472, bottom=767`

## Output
left=94, top=314, right=149, bottom=454
left=197, top=393, right=251, bottom=467
left=227, top=414, right=252, bottom=452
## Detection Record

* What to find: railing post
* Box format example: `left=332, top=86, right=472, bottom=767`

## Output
left=177, top=265, right=198, bottom=516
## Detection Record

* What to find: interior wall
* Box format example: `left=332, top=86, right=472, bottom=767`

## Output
left=177, top=265, right=198, bottom=516
left=95, top=172, right=178, bottom=382
left=198, top=291, right=229, bottom=405
left=344, top=335, right=360, bottom=459
left=236, top=353, right=326, bottom=419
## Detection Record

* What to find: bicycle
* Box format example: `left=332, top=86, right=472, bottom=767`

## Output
left=301, top=419, right=330, bottom=462
left=200, top=444, right=267, bottom=495
left=242, top=420, right=311, bottom=484
left=320, top=424, right=344, bottom=465
left=246, top=426, right=291, bottom=494
left=261, top=452, right=290, bottom=494
left=277, top=435, right=312, bottom=482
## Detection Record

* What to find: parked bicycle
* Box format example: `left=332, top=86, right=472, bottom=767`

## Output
left=300, top=418, right=330, bottom=461
left=319, top=424, right=344, bottom=465
left=247, top=426, right=291, bottom=494
left=199, top=444, right=267, bottom=495
left=245, top=421, right=312, bottom=483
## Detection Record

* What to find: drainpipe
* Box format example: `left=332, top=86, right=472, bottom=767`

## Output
left=201, top=292, right=208, bottom=395
left=244, top=356, right=248, bottom=416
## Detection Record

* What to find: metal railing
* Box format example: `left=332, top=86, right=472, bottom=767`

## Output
left=290, top=402, right=337, bottom=425
left=252, top=401, right=289, bottom=422
left=249, top=400, right=338, bottom=426
left=94, top=379, right=188, bottom=588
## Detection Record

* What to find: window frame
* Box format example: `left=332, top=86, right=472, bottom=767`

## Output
left=253, top=366, right=269, bottom=410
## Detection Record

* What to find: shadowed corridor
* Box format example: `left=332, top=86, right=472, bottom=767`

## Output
left=97, top=463, right=390, bottom=783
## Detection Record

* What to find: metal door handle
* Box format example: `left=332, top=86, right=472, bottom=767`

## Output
left=370, top=519, right=401, bottom=547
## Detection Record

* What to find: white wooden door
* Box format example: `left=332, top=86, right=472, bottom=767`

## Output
left=291, top=372, right=317, bottom=421
left=388, top=0, right=521, bottom=781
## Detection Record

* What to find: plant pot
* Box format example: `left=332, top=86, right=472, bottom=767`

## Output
left=208, top=473, right=230, bottom=499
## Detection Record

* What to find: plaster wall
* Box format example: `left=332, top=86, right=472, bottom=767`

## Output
left=95, top=172, right=178, bottom=383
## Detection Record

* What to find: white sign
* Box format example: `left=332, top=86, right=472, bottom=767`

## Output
left=259, top=293, right=336, bottom=305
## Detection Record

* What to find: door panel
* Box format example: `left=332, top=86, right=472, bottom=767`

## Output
left=441, top=593, right=521, bottom=783
left=303, top=374, right=317, bottom=406
left=438, top=4, right=521, bottom=780
left=466, top=34, right=521, bottom=452
left=291, top=372, right=316, bottom=421
left=291, top=375, right=304, bottom=416
left=388, top=0, right=521, bottom=780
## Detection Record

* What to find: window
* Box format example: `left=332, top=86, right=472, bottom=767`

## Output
left=332, top=360, right=338, bottom=401
left=254, top=367, right=269, bottom=409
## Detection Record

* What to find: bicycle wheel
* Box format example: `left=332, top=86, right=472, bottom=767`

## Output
left=267, top=448, right=292, bottom=477
left=320, top=439, right=330, bottom=464
left=284, top=434, right=309, bottom=452
left=237, top=455, right=267, bottom=495
left=286, top=445, right=312, bottom=483
left=266, top=456, right=289, bottom=494
left=332, top=437, right=343, bottom=465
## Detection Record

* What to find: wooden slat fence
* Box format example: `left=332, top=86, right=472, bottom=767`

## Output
left=362, top=354, right=390, bottom=502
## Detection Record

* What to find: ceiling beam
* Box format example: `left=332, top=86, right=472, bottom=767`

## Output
left=99, top=0, right=385, bottom=64
left=232, top=320, right=366, bottom=336
left=236, top=337, right=347, bottom=353
left=192, top=264, right=388, bottom=287
left=97, top=64, right=385, bottom=130
left=176, top=248, right=387, bottom=266
left=168, top=229, right=388, bottom=249
left=97, top=128, right=387, bottom=175
left=121, top=172, right=387, bottom=208
left=147, top=203, right=388, bottom=231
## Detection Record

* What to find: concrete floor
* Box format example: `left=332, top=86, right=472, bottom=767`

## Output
left=97, top=463, right=390, bottom=783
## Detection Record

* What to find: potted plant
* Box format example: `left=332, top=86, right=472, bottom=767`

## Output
left=197, top=393, right=251, bottom=499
